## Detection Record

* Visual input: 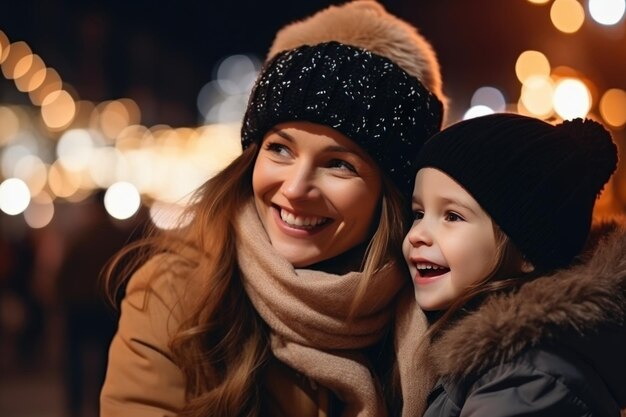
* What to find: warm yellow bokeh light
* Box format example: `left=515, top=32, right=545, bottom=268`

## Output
left=600, top=88, right=626, bottom=128
left=551, top=0, right=585, bottom=33
left=553, top=78, right=591, bottom=120
left=29, top=68, right=62, bottom=105
left=14, top=54, right=46, bottom=92
left=515, top=50, right=551, bottom=84
left=23, top=192, right=55, bottom=229
left=0, top=106, right=20, bottom=146
left=527, top=0, right=551, bottom=3
left=589, top=0, right=626, bottom=25
left=13, top=154, right=48, bottom=196
left=99, top=100, right=131, bottom=139
left=521, top=75, right=555, bottom=118
left=41, top=90, right=76, bottom=130
left=48, top=160, right=82, bottom=198
left=0, top=31, right=10, bottom=63
left=0, top=41, right=32, bottom=79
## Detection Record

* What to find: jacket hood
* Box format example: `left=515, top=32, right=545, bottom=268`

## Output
left=429, top=222, right=626, bottom=403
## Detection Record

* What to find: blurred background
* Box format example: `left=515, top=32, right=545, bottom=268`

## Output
left=1, top=0, right=625, bottom=416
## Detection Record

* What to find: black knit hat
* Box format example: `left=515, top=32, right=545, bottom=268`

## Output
left=241, top=41, right=443, bottom=200
left=415, top=113, right=618, bottom=270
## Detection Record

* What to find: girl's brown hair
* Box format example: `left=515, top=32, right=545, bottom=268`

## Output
left=104, top=140, right=409, bottom=416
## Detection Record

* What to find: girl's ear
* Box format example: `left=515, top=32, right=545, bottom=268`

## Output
left=521, top=259, right=535, bottom=273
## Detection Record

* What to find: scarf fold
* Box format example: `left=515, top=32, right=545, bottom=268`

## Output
left=235, top=200, right=406, bottom=417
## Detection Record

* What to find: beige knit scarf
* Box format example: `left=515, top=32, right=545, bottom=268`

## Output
left=235, top=201, right=433, bottom=417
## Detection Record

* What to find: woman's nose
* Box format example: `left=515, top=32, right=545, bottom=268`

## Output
left=280, top=164, right=319, bottom=200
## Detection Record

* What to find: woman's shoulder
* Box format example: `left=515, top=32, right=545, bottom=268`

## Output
left=124, top=252, right=199, bottom=316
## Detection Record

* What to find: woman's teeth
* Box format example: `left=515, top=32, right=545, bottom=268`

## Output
left=280, top=209, right=328, bottom=229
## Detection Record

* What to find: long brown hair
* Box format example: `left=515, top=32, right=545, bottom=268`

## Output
left=104, top=140, right=410, bottom=416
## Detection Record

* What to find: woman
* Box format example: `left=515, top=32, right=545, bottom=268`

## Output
left=100, top=2, right=446, bottom=417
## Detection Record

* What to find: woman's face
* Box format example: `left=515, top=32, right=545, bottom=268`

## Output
left=252, top=121, right=382, bottom=268
left=403, top=168, right=498, bottom=311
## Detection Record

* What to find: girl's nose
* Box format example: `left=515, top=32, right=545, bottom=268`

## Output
left=407, top=219, right=433, bottom=247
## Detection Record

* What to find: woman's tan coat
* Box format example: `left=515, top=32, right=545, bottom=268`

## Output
left=100, top=257, right=339, bottom=417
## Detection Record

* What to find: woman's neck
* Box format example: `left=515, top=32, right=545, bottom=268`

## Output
left=305, top=242, right=369, bottom=275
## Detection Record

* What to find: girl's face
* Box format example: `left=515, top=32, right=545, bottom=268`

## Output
left=252, top=121, right=382, bottom=268
left=402, top=168, right=498, bottom=311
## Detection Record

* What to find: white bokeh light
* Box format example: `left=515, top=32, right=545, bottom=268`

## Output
left=463, top=105, right=495, bottom=120
left=589, top=0, right=626, bottom=25
left=56, top=129, right=95, bottom=171
left=104, top=181, right=141, bottom=220
left=553, top=78, right=591, bottom=120
left=0, top=178, right=31, bottom=215
left=471, top=86, right=506, bottom=112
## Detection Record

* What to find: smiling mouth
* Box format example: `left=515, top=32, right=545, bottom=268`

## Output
left=277, top=206, right=330, bottom=230
left=415, top=262, right=450, bottom=278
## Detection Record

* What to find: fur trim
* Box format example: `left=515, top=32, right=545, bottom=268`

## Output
left=267, top=0, right=447, bottom=110
left=430, top=223, right=626, bottom=380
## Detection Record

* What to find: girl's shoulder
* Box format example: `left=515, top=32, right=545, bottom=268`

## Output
left=429, top=223, right=626, bottom=381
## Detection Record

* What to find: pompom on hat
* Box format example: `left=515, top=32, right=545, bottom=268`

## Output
left=241, top=1, right=445, bottom=200
left=415, top=113, right=619, bottom=271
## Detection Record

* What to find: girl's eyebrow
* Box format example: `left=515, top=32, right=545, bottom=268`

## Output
left=439, top=196, right=480, bottom=217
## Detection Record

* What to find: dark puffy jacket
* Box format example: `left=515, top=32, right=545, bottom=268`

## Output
left=423, top=225, right=626, bottom=417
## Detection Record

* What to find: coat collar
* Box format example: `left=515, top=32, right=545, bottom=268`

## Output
left=428, top=223, right=626, bottom=382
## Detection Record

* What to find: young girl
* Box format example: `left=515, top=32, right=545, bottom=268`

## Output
left=403, top=113, right=625, bottom=416
left=100, top=2, right=445, bottom=417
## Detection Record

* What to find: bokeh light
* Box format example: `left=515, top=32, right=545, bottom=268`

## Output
left=550, top=0, right=585, bottom=33
left=463, top=105, right=495, bottom=120
left=527, top=0, right=551, bottom=4
left=600, top=88, right=626, bottom=128
left=1, top=41, right=32, bottom=79
left=470, top=86, right=506, bottom=112
left=13, top=54, right=46, bottom=92
left=553, top=78, right=591, bottom=120
left=589, top=0, right=626, bottom=25
left=520, top=75, right=555, bottom=118
left=48, top=160, right=81, bottom=198
left=56, top=129, right=95, bottom=171
left=0, top=106, right=20, bottom=146
left=23, top=191, right=55, bottom=228
left=41, top=89, right=76, bottom=130
left=104, top=181, right=141, bottom=220
left=515, top=50, right=551, bottom=84
left=13, top=154, right=48, bottom=196
left=0, top=178, right=31, bottom=215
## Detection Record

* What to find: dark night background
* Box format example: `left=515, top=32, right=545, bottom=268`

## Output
left=2, top=0, right=624, bottom=126
left=1, top=1, right=625, bottom=416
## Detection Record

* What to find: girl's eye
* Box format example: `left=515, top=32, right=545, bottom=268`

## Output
left=329, top=159, right=357, bottom=173
left=413, top=210, right=424, bottom=220
left=445, top=212, right=465, bottom=222
left=264, top=142, right=290, bottom=156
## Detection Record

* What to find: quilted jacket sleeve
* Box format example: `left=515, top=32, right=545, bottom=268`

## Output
left=459, top=349, right=620, bottom=417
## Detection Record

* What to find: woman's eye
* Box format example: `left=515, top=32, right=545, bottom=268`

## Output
left=264, top=142, right=290, bottom=156
left=329, top=159, right=357, bottom=172
left=413, top=210, right=424, bottom=220
left=445, top=212, right=464, bottom=222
